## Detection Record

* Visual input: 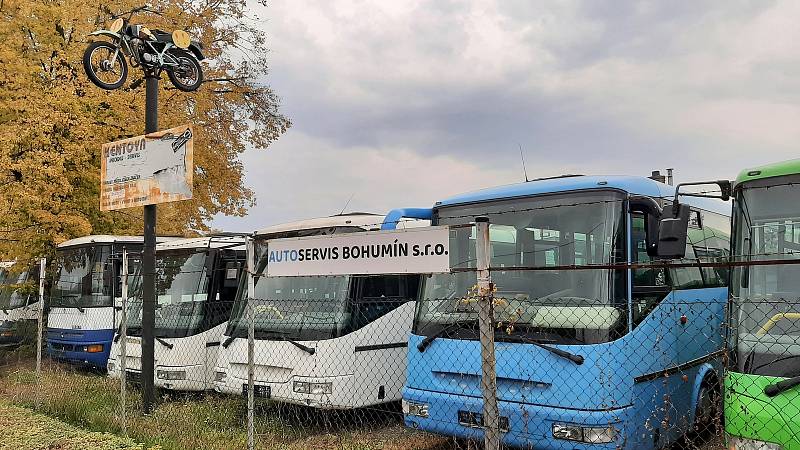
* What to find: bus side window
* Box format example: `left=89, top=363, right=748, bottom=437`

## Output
left=348, top=275, right=418, bottom=333
left=669, top=242, right=704, bottom=289
left=693, top=225, right=730, bottom=288
left=208, top=256, right=241, bottom=327
left=113, top=257, right=123, bottom=300
left=632, top=214, right=670, bottom=327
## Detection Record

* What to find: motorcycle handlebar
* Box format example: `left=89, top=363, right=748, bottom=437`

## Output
left=111, top=5, right=162, bottom=20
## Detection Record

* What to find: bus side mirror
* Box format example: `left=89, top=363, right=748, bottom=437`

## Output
left=630, top=196, right=663, bottom=258
left=656, top=203, right=691, bottom=258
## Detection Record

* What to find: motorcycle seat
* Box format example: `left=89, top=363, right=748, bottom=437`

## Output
left=152, top=30, right=203, bottom=49
left=152, top=30, right=173, bottom=43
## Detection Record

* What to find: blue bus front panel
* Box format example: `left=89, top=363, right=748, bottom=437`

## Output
left=46, top=328, right=114, bottom=369
left=403, top=288, right=726, bottom=449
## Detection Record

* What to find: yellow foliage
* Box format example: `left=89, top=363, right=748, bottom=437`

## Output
left=0, top=0, right=290, bottom=262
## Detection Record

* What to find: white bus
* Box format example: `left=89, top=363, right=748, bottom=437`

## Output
left=214, top=213, right=426, bottom=409
left=107, top=235, right=246, bottom=391
left=47, top=235, right=153, bottom=369
left=0, top=261, right=41, bottom=348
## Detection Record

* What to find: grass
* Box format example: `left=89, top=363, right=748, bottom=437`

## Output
left=0, top=400, right=153, bottom=450
left=0, top=349, right=452, bottom=450
left=0, top=348, right=722, bottom=450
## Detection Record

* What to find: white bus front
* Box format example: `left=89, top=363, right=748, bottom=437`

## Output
left=107, top=237, right=245, bottom=390
left=215, top=269, right=420, bottom=409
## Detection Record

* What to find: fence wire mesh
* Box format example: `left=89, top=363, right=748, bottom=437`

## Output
left=0, top=216, right=797, bottom=450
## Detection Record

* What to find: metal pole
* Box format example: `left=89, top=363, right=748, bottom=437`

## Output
left=120, top=248, right=128, bottom=435
left=35, top=257, right=46, bottom=410
left=141, top=71, right=159, bottom=414
left=36, top=258, right=45, bottom=373
left=475, top=217, right=500, bottom=449
left=246, top=237, right=255, bottom=450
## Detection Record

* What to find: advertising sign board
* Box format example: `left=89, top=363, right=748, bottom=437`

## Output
left=100, top=124, right=194, bottom=211
left=265, top=226, right=450, bottom=276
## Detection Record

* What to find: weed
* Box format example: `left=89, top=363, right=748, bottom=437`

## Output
left=0, top=354, right=450, bottom=450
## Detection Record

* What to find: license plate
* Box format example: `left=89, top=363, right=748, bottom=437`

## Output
left=125, top=371, right=141, bottom=384
left=242, top=384, right=270, bottom=399
left=457, top=410, right=509, bottom=431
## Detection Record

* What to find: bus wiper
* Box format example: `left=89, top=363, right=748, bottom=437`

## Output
left=764, top=375, right=800, bottom=397
left=113, top=323, right=123, bottom=343
left=222, top=335, right=236, bottom=349
left=417, top=320, right=477, bottom=353
left=260, top=331, right=315, bottom=355
left=496, top=332, right=585, bottom=365
left=285, top=339, right=315, bottom=355
left=750, top=354, right=800, bottom=373
left=156, top=337, right=174, bottom=350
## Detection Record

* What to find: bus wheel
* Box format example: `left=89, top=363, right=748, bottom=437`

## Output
left=693, top=374, right=720, bottom=436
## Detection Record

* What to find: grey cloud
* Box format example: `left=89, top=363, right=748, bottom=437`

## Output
left=214, top=0, right=800, bottom=228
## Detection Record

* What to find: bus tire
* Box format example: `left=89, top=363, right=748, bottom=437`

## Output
left=693, top=373, right=720, bottom=436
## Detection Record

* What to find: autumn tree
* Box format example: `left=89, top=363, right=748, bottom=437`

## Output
left=0, top=0, right=289, bottom=262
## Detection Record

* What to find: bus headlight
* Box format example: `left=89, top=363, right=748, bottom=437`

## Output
left=728, top=436, right=782, bottom=450
left=402, top=400, right=429, bottom=418
left=293, top=381, right=332, bottom=395
left=83, top=344, right=104, bottom=353
left=552, top=423, right=615, bottom=444
left=156, top=370, right=186, bottom=380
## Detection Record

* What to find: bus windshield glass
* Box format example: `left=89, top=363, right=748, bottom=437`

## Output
left=50, top=245, right=114, bottom=308
left=226, top=268, right=351, bottom=341
left=416, top=191, right=627, bottom=345
left=225, top=226, right=374, bottom=341
left=0, top=266, right=34, bottom=310
left=732, top=181, right=800, bottom=377
left=127, top=250, right=210, bottom=338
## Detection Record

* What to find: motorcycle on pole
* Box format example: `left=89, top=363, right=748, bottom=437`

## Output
left=83, top=5, right=205, bottom=92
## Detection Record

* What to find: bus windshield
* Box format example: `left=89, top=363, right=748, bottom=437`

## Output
left=732, top=181, right=800, bottom=378
left=416, top=191, right=627, bottom=345
left=226, top=271, right=351, bottom=341
left=50, top=245, right=114, bottom=309
left=225, top=227, right=372, bottom=341
left=127, top=250, right=210, bottom=338
left=0, top=265, right=35, bottom=310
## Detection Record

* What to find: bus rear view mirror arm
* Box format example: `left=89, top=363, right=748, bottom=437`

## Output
left=672, top=180, right=732, bottom=202
left=629, top=196, right=663, bottom=257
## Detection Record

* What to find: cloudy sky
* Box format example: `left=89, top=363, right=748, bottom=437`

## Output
left=213, top=0, right=800, bottom=231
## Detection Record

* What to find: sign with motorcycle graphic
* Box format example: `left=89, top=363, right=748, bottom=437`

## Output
left=100, top=124, right=194, bottom=211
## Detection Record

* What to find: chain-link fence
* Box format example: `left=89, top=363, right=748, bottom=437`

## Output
left=0, top=218, right=798, bottom=450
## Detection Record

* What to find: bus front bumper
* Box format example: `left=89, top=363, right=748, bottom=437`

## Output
left=0, top=322, right=25, bottom=347
left=46, top=328, right=113, bottom=369
left=402, top=388, right=628, bottom=449
left=108, top=358, right=210, bottom=391
left=215, top=371, right=365, bottom=409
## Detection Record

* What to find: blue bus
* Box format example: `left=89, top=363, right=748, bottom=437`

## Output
left=393, top=175, right=731, bottom=449
left=47, top=235, right=147, bottom=369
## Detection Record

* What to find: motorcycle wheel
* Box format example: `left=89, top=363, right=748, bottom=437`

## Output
left=167, top=50, right=203, bottom=92
left=83, top=41, right=128, bottom=90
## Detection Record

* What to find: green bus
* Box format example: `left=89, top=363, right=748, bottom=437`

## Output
left=726, top=159, right=800, bottom=450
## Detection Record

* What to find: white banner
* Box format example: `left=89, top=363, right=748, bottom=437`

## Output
left=265, top=226, right=450, bottom=276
